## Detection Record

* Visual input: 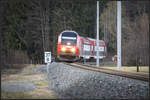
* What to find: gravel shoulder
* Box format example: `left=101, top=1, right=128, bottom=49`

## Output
left=47, top=62, right=149, bottom=99
left=1, top=62, right=149, bottom=99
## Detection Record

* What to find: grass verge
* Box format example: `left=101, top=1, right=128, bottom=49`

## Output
left=1, top=64, right=58, bottom=99
left=101, top=66, right=149, bottom=73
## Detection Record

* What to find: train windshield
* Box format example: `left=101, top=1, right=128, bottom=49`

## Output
left=61, top=32, right=77, bottom=45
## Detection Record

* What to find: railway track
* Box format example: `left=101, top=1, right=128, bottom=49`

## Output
left=63, top=62, right=149, bottom=82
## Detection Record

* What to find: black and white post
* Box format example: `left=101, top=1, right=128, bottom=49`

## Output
left=44, top=52, right=51, bottom=74
left=117, top=1, right=121, bottom=70
left=96, top=1, right=99, bottom=67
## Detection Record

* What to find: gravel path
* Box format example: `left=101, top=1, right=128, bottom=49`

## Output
left=1, top=82, right=36, bottom=93
left=1, top=65, right=45, bottom=93
left=43, top=62, right=149, bottom=99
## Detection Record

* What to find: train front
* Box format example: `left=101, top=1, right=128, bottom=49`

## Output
left=57, top=31, right=79, bottom=61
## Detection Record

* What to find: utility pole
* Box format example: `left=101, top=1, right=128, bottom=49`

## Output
left=105, top=7, right=107, bottom=44
left=104, top=23, right=105, bottom=41
left=117, top=1, right=121, bottom=70
left=96, top=1, right=99, bottom=67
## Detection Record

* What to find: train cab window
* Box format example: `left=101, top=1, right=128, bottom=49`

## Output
left=61, top=32, right=77, bottom=45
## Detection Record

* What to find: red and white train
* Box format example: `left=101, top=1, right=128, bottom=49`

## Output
left=57, top=30, right=107, bottom=61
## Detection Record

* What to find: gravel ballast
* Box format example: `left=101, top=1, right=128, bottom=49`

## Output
left=1, top=62, right=148, bottom=99
left=41, top=62, right=149, bottom=99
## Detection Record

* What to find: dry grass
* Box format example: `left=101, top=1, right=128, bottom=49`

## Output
left=1, top=64, right=45, bottom=81
left=1, top=64, right=58, bottom=99
left=101, top=66, right=149, bottom=73
left=1, top=73, right=45, bottom=82
left=1, top=92, right=33, bottom=99
left=1, top=88, right=58, bottom=99
left=34, top=80, right=49, bottom=88
left=24, top=64, right=44, bottom=70
left=1, top=79, right=58, bottom=99
left=27, top=88, right=58, bottom=99
left=1, top=64, right=42, bottom=75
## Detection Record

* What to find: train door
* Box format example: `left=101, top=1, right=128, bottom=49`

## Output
left=93, top=40, right=105, bottom=59
left=83, top=38, right=91, bottom=59
left=79, top=37, right=83, bottom=57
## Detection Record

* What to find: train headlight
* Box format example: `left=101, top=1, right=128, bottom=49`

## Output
left=71, top=48, right=76, bottom=53
left=61, top=47, right=66, bottom=52
left=67, top=42, right=71, bottom=45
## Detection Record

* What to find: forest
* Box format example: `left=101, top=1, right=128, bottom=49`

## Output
left=0, top=0, right=149, bottom=66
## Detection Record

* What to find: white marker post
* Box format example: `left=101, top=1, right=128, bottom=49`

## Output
left=44, top=52, right=51, bottom=74
left=117, top=1, right=121, bottom=70
left=96, top=1, right=99, bottom=67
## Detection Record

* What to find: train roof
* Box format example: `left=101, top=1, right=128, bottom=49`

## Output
left=80, top=37, right=104, bottom=42
left=60, top=31, right=105, bottom=42
left=61, top=30, right=78, bottom=34
left=87, top=37, right=104, bottom=41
